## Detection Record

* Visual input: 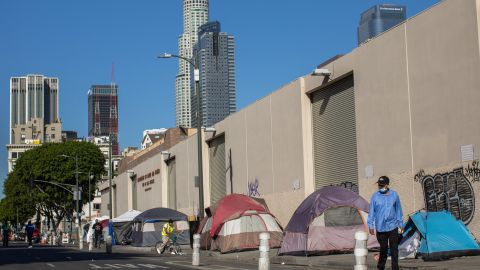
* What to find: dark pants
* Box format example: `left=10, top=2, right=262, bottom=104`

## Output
left=27, top=233, right=33, bottom=246
left=94, top=233, right=101, bottom=248
left=376, top=229, right=399, bottom=270
left=2, top=232, right=9, bottom=247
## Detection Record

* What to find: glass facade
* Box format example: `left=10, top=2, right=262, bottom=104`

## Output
left=191, top=21, right=236, bottom=128
left=357, top=4, right=406, bottom=45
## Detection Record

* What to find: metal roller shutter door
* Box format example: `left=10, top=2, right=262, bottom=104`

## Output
left=311, top=75, right=358, bottom=191
left=167, top=159, right=177, bottom=209
left=209, top=135, right=226, bottom=205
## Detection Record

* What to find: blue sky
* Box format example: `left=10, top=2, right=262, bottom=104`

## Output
left=0, top=0, right=439, bottom=197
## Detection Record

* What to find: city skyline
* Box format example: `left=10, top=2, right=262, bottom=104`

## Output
left=0, top=0, right=439, bottom=197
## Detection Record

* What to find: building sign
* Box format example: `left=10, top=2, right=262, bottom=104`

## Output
left=137, top=168, right=160, bottom=192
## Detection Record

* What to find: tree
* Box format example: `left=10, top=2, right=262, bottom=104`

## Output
left=3, top=141, right=106, bottom=231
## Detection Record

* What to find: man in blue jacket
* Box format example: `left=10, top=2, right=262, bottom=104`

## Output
left=368, top=176, right=403, bottom=270
left=25, top=220, right=35, bottom=248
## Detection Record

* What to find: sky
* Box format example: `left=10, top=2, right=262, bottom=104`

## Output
left=0, top=0, right=439, bottom=198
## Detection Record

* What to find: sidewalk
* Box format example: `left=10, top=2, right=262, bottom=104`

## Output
left=111, top=244, right=480, bottom=269
left=200, top=248, right=480, bottom=270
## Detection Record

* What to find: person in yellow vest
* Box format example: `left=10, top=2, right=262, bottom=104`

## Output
left=157, top=219, right=175, bottom=254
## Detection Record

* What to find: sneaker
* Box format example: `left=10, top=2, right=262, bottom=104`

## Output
left=28, top=246, right=33, bottom=248
left=171, top=251, right=176, bottom=254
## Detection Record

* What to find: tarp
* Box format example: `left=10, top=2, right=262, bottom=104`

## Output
left=209, top=194, right=267, bottom=237
left=132, top=207, right=190, bottom=247
left=112, top=210, right=142, bottom=245
left=112, top=210, right=142, bottom=223
left=279, top=186, right=378, bottom=255
left=402, top=211, right=480, bottom=261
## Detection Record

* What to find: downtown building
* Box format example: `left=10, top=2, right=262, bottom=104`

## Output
left=191, top=21, right=236, bottom=128
left=175, top=0, right=209, bottom=127
left=87, top=84, right=119, bottom=155
left=7, top=74, right=62, bottom=173
left=358, top=4, right=406, bottom=45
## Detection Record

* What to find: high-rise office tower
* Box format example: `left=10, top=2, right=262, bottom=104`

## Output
left=192, top=21, right=236, bottom=128
left=358, top=4, right=406, bottom=45
left=8, top=75, right=62, bottom=172
left=176, top=0, right=209, bottom=127
left=10, top=74, right=59, bottom=142
left=88, top=85, right=119, bottom=155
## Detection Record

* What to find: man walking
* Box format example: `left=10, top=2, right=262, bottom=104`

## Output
left=93, top=219, right=103, bottom=248
left=25, top=220, right=35, bottom=248
left=157, top=219, right=175, bottom=254
left=2, top=221, right=12, bottom=247
left=368, top=176, right=403, bottom=270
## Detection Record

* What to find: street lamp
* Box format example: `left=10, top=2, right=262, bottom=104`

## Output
left=58, top=154, right=83, bottom=249
left=158, top=52, right=205, bottom=219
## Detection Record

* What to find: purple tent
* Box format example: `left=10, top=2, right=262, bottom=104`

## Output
left=279, top=186, right=379, bottom=255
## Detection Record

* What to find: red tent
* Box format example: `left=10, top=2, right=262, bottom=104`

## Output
left=209, top=194, right=267, bottom=237
left=197, top=194, right=283, bottom=253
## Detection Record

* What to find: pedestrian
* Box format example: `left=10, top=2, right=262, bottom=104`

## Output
left=368, top=176, right=404, bottom=270
left=93, top=219, right=103, bottom=248
left=25, top=220, right=35, bottom=248
left=157, top=219, right=175, bottom=254
left=2, top=221, right=12, bottom=247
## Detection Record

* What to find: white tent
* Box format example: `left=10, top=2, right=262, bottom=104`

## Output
left=112, top=210, right=142, bottom=223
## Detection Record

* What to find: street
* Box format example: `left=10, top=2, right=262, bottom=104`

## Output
left=0, top=242, right=313, bottom=270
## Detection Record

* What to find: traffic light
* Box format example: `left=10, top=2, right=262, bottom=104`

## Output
left=29, top=179, right=36, bottom=187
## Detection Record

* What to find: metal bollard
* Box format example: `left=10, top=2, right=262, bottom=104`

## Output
left=354, top=231, right=368, bottom=270
left=258, top=232, right=270, bottom=270
left=88, top=234, right=93, bottom=251
left=105, top=235, right=112, bottom=254
left=192, top=234, right=200, bottom=266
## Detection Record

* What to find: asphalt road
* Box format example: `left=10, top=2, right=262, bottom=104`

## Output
left=0, top=242, right=312, bottom=270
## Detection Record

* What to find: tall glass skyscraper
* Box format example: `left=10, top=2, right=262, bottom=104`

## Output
left=191, top=21, right=236, bottom=128
left=176, top=0, right=209, bottom=127
left=358, top=4, right=406, bottom=45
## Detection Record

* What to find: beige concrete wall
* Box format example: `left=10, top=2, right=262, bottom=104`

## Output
left=205, top=79, right=308, bottom=224
left=168, top=134, right=200, bottom=217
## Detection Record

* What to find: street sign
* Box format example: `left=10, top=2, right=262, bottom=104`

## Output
left=73, top=190, right=82, bottom=201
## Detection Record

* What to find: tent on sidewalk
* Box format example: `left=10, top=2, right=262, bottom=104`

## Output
left=279, top=186, right=378, bottom=255
left=132, top=207, right=190, bottom=247
left=196, top=194, right=283, bottom=253
left=112, top=210, right=142, bottom=245
left=399, top=211, right=480, bottom=261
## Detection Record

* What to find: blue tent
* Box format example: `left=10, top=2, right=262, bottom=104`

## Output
left=401, top=211, right=480, bottom=261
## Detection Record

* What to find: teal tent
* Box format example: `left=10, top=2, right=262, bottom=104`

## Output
left=400, top=211, right=480, bottom=261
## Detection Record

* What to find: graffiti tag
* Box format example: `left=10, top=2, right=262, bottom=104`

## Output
left=332, top=181, right=359, bottom=193
left=464, top=160, right=480, bottom=183
left=420, top=168, right=475, bottom=224
left=248, top=178, right=261, bottom=197
left=414, top=169, right=425, bottom=183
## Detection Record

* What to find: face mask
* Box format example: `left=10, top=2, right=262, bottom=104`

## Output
left=379, top=187, right=389, bottom=194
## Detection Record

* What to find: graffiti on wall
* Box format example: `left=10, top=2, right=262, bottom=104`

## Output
left=464, top=160, right=480, bottom=183
left=248, top=178, right=261, bottom=197
left=330, top=181, right=359, bottom=193
left=417, top=168, right=475, bottom=224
